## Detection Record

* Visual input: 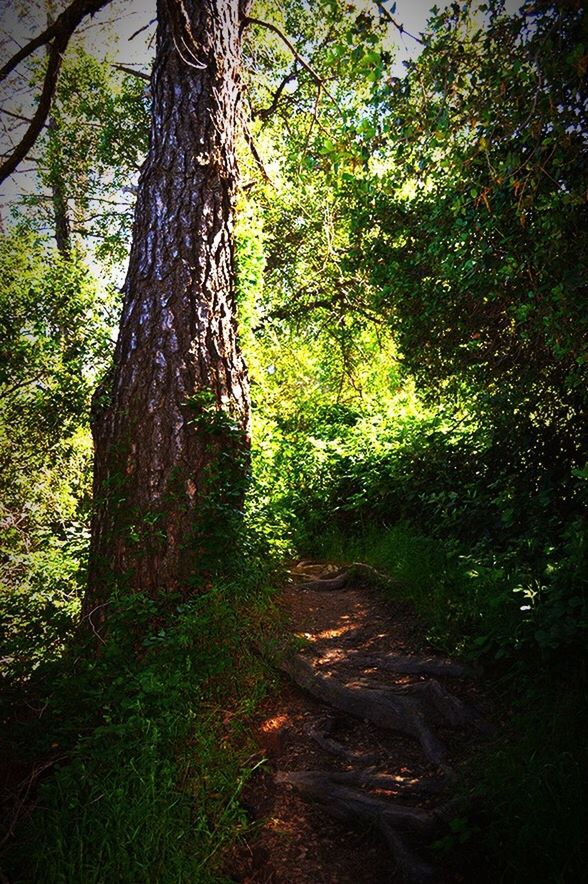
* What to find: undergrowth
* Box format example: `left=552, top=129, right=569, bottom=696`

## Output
left=1, top=576, right=282, bottom=883
left=468, top=680, right=588, bottom=884
left=310, top=523, right=588, bottom=883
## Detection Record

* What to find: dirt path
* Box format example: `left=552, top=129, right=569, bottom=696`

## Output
left=227, top=563, right=491, bottom=883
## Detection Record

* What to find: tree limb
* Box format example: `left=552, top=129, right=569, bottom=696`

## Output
left=0, top=0, right=112, bottom=84
left=0, top=107, right=33, bottom=124
left=0, top=0, right=114, bottom=185
left=300, top=83, right=322, bottom=161
left=242, top=122, right=275, bottom=187
left=128, top=18, right=156, bottom=42
left=258, top=297, right=336, bottom=327
left=374, top=1, right=425, bottom=46
left=111, top=63, right=150, bottom=81
left=0, top=34, right=68, bottom=185
left=243, top=16, right=344, bottom=118
left=255, top=69, right=297, bottom=120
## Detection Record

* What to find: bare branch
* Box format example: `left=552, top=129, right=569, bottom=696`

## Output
left=0, top=35, right=67, bottom=185
left=0, top=0, right=115, bottom=184
left=0, top=106, right=33, bottom=124
left=255, top=69, right=297, bottom=120
left=300, top=83, right=322, bottom=162
left=243, top=123, right=275, bottom=187
left=111, top=63, right=150, bottom=81
left=374, top=1, right=424, bottom=46
left=128, top=18, right=157, bottom=42
left=0, top=0, right=113, bottom=84
left=243, top=16, right=344, bottom=119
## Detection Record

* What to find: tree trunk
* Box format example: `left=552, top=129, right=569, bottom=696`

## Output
left=86, top=0, right=251, bottom=609
left=46, top=117, right=72, bottom=256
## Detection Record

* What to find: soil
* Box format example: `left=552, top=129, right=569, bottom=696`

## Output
left=225, top=563, right=492, bottom=884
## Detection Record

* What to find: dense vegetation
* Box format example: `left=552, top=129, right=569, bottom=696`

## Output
left=1, top=0, right=586, bottom=881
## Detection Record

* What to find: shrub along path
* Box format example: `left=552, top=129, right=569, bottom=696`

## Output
left=229, top=562, right=493, bottom=883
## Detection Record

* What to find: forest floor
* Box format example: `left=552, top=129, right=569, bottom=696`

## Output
left=225, top=562, right=494, bottom=884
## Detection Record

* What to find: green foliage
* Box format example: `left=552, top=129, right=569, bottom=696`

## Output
left=341, top=0, right=587, bottom=492
left=2, top=574, right=279, bottom=883
left=467, top=680, right=588, bottom=883
left=0, top=231, right=113, bottom=450
left=0, top=232, right=114, bottom=679
left=241, top=0, right=588, bottom=666
left=20, top=47, right=150, bottom=262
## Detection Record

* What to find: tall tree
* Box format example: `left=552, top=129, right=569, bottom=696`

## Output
left=87, top=0, right=252, bottom=605
left=0, top=0, right=414, bottom=613
left=0, top=0, right=253, bottom=607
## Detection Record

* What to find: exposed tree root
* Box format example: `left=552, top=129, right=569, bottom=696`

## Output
left=276, top=769, right=437, bottom=882
left=314, top=767, right=448, bottom=797
left=340, top=650, right=471, bottom=679
left=293, top=560, right=393, bottom=590
left=276, top=770, right=436, bottom=831
left=293, top=560, right=331, bottom=573
left=261, top=562, right=490, bottom=883
left=280, top=653, right=446, bottom=764
left=401, top=679, right=489, bottom=732
left=348, top=675, right=486, bottom=731
left=382, top=824, right=435, bottom=884
left=348, top=561, right=397, bottom=585
left=305, top=716, right=381, bottom=765
left=305, top=720, right=453, bottom=796
left=295, top=572, right=350, bottom=591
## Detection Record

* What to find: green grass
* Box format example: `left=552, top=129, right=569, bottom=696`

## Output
left=311, top=523, right=518, bottom=657
left=2, top=580, right=281, bottom=884
left=14, top=714, right=257, bottom=883
left=468, top=681, right=588, bottom=884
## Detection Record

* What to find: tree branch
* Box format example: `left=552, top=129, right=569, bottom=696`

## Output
left=0, top=0, right=114, bottom=184
left=300, top=83, right=322, bottom=163
left=128, top=18, right=156, bottom=42
left=255, top=68, right=297, bottom=120
left=243, top=123, right=275, bottom=187
left=0, top=35, right=68, bottom=185
left=259, top=297, right=336, bottom=327
left=111, top=63, right=150, bottom=81
left=374, top=1, right=424, bottom=46
left=243, top=16, right=344, bottom=118
left=0, top=0, right=112, bottom=84
left=0, top=106, right=33, bottom=124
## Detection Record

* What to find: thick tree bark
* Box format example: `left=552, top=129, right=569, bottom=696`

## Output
left=86, top=0, right=251, bottom=608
